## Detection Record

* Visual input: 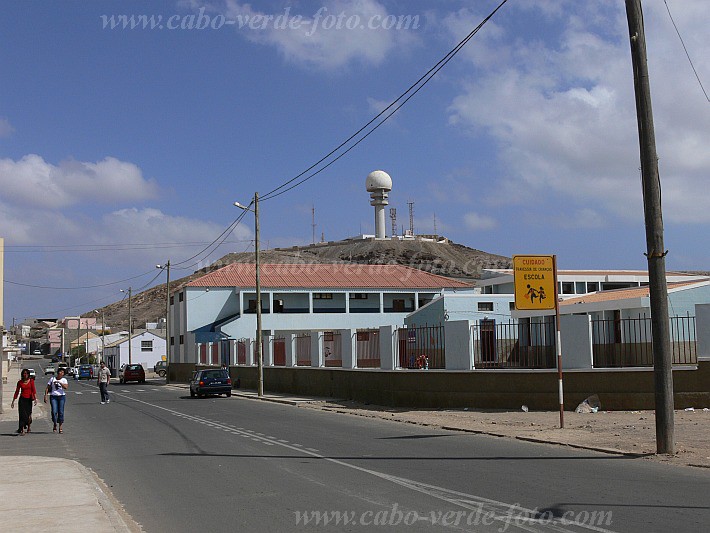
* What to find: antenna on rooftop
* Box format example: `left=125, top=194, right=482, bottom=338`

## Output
left=389, top=208, right=397, bottom=238
left=433, top=213, right=437, bottom=236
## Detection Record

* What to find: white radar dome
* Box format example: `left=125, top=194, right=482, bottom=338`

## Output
left=365, top=170, right=392, bottom=192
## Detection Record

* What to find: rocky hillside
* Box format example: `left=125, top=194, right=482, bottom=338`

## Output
left=87, top=238, right=511, bottom=331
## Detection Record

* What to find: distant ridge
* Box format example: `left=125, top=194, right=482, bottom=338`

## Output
left=86, top=238, right=511, bottom=331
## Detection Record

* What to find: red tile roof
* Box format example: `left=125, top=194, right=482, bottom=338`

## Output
left=188, top=263, right=472, bottom=290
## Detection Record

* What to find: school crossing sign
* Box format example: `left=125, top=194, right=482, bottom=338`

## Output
left=513, top=255, right=556, bottom=311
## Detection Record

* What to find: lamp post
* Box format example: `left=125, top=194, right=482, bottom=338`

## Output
left=234, top=194, right=263, bottom=397
left=121, top=288, right=133, bottom=365
left=156, top=261, right=170, bottom=380
left=94, top=309, right=105, bottom=363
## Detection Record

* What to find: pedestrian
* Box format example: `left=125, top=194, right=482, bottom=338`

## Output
left=97, top=361, right=111, bottom=404
left=44, top=367, right=68, bottom=433
left=11, top=369, right=37, bottom=435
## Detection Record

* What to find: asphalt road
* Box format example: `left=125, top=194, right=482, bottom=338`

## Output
left=3, top=365, right=709, bottom=532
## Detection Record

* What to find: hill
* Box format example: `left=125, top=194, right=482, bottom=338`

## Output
left=87, top=238, right=512, bottom=331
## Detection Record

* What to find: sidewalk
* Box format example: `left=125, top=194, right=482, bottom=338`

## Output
left=0, top=364, right=140, bottom=533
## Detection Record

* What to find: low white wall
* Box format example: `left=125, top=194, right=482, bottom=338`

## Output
left=560, top=314, right=593, bottom=369
left=696, top=304, right=710, bottom=361
left=444, top=320, right=473, bottom=370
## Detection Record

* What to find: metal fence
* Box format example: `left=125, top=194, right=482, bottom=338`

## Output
left=273, top=336, right=286, bottom=366
left=236, top=339, right=249, bottom=365
left=356, top=329, right=380, bottom=368
left=592, top=315, right=697, bottom=367
left=397, top=325, right=445, bottom=369
left=323, top=331, right=342, bottom=367
left=295, top=333, right=311, bottom=366
left=472, top=319, right=556, bottom=369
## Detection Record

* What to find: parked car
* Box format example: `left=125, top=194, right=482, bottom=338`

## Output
left=119, top=364, right=145, bottom=384
left=78, top=364, right=94, bottom=380
left=23, top=368, right=36, bottom=380
left=154, top=361, right=167, bottom=377
left=32, top=350, right=42, bottom=355
left=57, top=362, right=69, bottom=374
left=190, top=369, right=232, bottom=398
left=44, top=364, right=56, bottom=375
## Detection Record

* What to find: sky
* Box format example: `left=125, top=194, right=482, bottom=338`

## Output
left=1, top=0, right=709, bottom=324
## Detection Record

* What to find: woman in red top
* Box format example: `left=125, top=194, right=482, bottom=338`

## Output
left=11, top=369, right=37, bottom=435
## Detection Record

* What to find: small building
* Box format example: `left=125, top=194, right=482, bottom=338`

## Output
left=169, top=262, right=474, bottom=364
left=102, top=330, right=166, bottom=373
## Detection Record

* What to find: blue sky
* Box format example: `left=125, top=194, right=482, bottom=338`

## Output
left=1, top=0, right=709, bottom=323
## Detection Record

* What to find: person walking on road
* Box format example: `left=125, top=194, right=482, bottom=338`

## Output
left=97, top=361, right=111, bottom=404
left=44, top=367, right=68, bottom=433
left=11, top=369, right=38, bottom=435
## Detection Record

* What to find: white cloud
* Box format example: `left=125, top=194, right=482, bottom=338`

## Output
left=0, top=154, right=159, bottom=208
left=463, top=211, right=497, bottom=230
left=445, top=1, right=710, bottom=224
left=0, top=117, right=14, bottom=137
left=220, top=0, right=420, bottom=69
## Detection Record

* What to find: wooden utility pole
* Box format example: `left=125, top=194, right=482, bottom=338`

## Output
left=254, top=193, right=263, bottom=397
left=625, top=0, right=674, bottom=454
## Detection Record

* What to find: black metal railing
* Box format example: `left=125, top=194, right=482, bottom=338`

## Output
left=472, top=319, right=556, bottom=369
left=592, top=315, right=697, bottom=367
left=397, top=325, right=445, bottom=369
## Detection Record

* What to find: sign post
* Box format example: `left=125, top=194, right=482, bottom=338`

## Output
left=513, top=255, right=564, bottom=428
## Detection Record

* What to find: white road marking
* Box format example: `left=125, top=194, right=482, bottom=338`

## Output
left=109, top=392, right=617, bottom=533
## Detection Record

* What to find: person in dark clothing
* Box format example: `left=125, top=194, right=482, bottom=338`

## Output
left=11, top=369, right=38, bottom=435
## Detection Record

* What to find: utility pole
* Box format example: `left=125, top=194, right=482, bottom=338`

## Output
left=625, top=0, right=674, bottom=454
left=234, top=196, right=263, bottom=397
left=76, top=316, right=80, bottom=364
left=255, top=193, right=263, bottom=397
left=157, top=261, right=171, bottom=381
left=122, top=288, right=133, bottom=365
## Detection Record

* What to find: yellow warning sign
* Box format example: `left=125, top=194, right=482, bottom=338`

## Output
left=513, top=255, right=556, bottom=310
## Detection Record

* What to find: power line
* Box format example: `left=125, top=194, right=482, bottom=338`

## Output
left=259, top=0, right=510, bottom=202
left=2, top=240, right=255, bottom=253
left=663, top=0, right=709, bottom=103
left=5, top=269, right=159, bottom=290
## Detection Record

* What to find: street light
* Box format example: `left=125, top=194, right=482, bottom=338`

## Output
left=156, top=261, right=170, bottom=381
left=234, top=193, right=263, bottom=397
left=93, top=309, right=105, bottom=364
left=120, top=287, right=133, bottom=365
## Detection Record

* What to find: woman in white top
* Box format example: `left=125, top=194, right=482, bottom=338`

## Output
left=44, top=367, right=68, bottom=433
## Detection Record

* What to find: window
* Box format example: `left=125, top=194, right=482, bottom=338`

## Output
left=170, top=337, right=174, bottom=346
left=349, top=293, right=368, bottom=299
left=561, top=282, right=575, bottom=294
left=313, top=293, right=333, bottom=299
left=478, top=302, right=494, bottom=312
left=273, top=299, right=284, bottom=313
left=248, top=299, right=256, bottom=312
left=179, top=335, right=184, bottom=344
left=575, top=282, right=586, bottom=294
left=170, top=295, right=174, bottom=305
left=586, top=282, right=599, bottom=293
left=141, top=340, right=153, bottom=352
left=392, top=299, right=405, bottom=312
left=178, top=292, right=184, bottom=302
left=509, top=301, right=516, bottom=311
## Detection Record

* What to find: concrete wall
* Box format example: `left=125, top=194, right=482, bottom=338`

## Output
left=697, top=304, right=710, bottom=360
left=177, top=362, right=707, bottom=411
left=444, top=320, right=472, bottom=370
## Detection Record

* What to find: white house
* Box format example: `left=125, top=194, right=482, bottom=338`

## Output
left=169, top=262, right=474, bottom=365
left=102, top=329, right=166, bottom=372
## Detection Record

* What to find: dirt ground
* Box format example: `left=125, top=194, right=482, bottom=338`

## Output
left=303, top=401, right=710, bottom=469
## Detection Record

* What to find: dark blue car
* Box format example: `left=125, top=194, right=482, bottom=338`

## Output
left=190, top=369, right=232, bottom=398
left=78, top=364, right=94, bottom=380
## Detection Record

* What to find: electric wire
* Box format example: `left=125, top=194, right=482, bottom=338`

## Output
left=259, top=0, right=510, bottom=202
left=4, top=269, right=160, bottom=290
left=663, top=0, right=709, bottom=102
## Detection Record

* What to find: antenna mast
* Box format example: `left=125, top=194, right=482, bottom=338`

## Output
left=407, top=200, right=415, bottom=236
left=389, top=208, right=397, bottom=238
left=311, top=205, right=316, bottom=245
